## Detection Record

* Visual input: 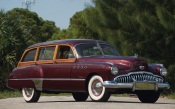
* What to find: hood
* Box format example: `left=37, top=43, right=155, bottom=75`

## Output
left=77, top=56, right=149, bottom=74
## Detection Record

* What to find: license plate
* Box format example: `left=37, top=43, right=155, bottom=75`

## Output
left=134, top=82, right=157, bottom=91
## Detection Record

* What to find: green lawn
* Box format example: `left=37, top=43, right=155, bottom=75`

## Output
left=0, top=90, right=71, bottom=99
left=0, top=90, right=22, bottom=99
left=163, top=92, right=175, bottom=99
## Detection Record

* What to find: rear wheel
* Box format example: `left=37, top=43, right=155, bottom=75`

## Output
left=137, top=91, right=160, bottom=103
left=22, top=88, right=41, bottom=103
left=88, top=75, right=110, bottom=102
left=72, top=92, right=88, bottom=101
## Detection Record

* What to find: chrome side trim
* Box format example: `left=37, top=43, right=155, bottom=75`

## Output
left=9, top=78, right=85, bottom=91
left=9, top=78, right=43, bottom=91
left=43, top=78, right=85, bottom=81
left=9, top=78, right=85, bottom=81
left=71, top=78, right=85, bottom=81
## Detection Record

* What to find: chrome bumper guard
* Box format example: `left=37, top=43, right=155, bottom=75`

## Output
left=103, top=81, right=170, bottom=91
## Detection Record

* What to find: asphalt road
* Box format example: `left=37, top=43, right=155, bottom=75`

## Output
left=0, top=96, right=175, bottom=109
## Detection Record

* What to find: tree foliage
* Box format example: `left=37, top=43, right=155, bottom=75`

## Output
left=51, top=10, right=99, bottom=40
left=84, top=0, right=175, bottom=64
left=0, top=8, right=59, bottom=90
left=82, top=0, right=175, bottom=89
left=50, top=0, right=175, bottom=90
left=1, top=1, right=175, bottom=90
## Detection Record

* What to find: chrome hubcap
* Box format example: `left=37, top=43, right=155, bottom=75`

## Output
left=24, top=88, right=33, bottom=97
left=91, top=80, right=103, bottom=96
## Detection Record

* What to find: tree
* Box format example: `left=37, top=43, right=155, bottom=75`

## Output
left=84, top=0, right=132, bottom=53
left=0, top=10, right=22, bottom=89
left=69, top=11, right=99, bottom=39
left=6, top=8, right=59, bottom=44
left=84, top=0, right=175, bottom=63
left=83, top=0, right=175, bottom=90
left=51, top=10, right=99, bottom=40
left=0, top=8, right=59, bottom=90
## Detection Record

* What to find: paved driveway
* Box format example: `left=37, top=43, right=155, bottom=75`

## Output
left=0, top=96, right=174, bottom=109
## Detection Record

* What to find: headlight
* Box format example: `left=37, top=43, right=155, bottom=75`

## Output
left=160, top=67, right=167, bottom=76
left=111, top=66, right=119, bottom=75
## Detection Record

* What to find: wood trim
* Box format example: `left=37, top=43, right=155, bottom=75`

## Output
left=36, top=45, right=56, bottom=61
left=53, top=45, right=58, bottom=60
left=54, top=44, right=76, bottom=63
left=55, top=44, right=76, bottom=60
left=35, top=47, right=39, bottom=61
left=18, top=61, right=37, bottom=67
left=17, top=44, right=77, bottom=67
left=18, top=58, right=75, bottom=67
left=36, top=60, right=54, bottom=64
left=18, top=48, right=37, bottom=67
left=55, top=58, right=76, bottom=63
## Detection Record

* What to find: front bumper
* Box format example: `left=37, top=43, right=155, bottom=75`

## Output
left=103, top=81, right=170, bottom=91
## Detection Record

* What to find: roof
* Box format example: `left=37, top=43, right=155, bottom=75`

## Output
left=27, top=39, right=108, bottom=49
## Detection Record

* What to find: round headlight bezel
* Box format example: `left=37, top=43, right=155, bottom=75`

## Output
left=111, top=66, right=119, bottom=75
left=160, top=67, right=167, bottom=76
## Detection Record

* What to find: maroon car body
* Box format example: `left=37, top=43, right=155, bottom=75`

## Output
left=8, top=39, right=170, bottom=103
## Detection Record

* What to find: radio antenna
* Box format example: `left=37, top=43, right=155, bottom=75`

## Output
left=22, top=0, right=35, bottom=10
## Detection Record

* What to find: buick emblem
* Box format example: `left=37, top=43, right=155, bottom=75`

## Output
left=139, top=66, right=145, bottom=70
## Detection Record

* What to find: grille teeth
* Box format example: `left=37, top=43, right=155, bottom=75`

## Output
left=114, top=72, right=164, bottom=83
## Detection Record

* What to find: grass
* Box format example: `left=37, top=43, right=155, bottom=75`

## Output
left=0, top=90, right=22, bottom=99
left=166, top=94, right=175, bottom=99
left=0, top=90, right=175, bottom=100
left=0, top=90, right=71, bottom=99
left=162, top=91, right=175, bottom=99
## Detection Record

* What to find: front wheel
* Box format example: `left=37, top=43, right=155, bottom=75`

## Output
left=22, top=88, right=41, bottom=103
left=137, top=91, right=160, bottom=103
left=88, top=75, right=110, bottom=102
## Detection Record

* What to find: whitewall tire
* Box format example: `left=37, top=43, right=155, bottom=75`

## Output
left=88, top=75, right=110, bottom=102
left=22, top=88, right=41, bottom=103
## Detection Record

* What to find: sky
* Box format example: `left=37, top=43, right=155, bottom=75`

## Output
left=0, top=0, right=92, bottom=29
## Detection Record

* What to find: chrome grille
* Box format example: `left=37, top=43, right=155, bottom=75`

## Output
left=114, top=72, right=164, bottom=83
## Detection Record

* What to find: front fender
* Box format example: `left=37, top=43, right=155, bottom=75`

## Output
left=148, top=64, right=164, bottom=76
left=78, top=62, right=115, bottom=81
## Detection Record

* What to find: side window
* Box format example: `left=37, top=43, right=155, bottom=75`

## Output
left=57, top=46, right=75, bottom=59
left=38, top=46, right=55, bottom=60
left=22, top=49, right=36, bottom=62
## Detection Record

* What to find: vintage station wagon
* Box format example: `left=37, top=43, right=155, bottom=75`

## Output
left=8, top=39, right=170, bottom=103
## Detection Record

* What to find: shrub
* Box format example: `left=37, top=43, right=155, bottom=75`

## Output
left=166, top=65, right=175, bottom=90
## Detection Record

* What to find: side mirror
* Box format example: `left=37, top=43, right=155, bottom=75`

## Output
left=68, top=53, right=74, bottom=58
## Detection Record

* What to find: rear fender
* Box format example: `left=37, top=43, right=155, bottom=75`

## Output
left=8, top=65, right=43, bottom=90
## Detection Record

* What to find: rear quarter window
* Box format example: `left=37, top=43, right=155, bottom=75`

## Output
left=22, top=49, right=36, bottom=62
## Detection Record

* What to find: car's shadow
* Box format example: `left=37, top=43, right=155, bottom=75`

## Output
left=106, top=100, right=175, bottom=105
left=36, top=100, right=174, bottom=105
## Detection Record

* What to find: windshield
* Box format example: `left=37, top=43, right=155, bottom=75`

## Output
left=75, top=43, right=120, bottom=57
left=100, top=44, right=120, bottom=56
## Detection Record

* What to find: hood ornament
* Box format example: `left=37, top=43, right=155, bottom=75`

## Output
left=139, top=66, right=145, bottom=70
left=134, top=54, right=138, bottom=58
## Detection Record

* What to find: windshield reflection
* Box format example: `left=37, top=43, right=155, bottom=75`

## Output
left=75, top=43, right=120, bottom=57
